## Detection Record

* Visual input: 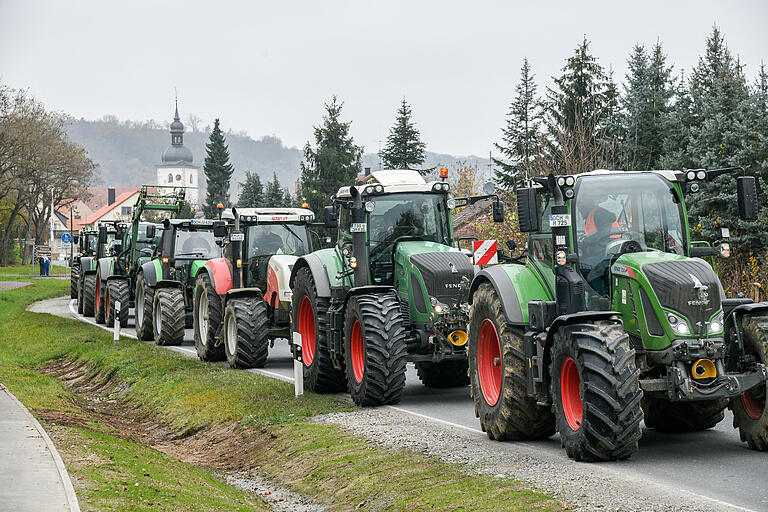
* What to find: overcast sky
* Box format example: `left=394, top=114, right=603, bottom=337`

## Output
left=1, top=1, right=766, bottom=157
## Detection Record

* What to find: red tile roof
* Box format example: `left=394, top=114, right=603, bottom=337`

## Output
left=84, top=188, right=140, bottom=226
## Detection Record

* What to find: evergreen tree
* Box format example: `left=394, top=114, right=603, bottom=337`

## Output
left=493, top=58, right=543, bottom=187
left=264, top=172, right=290, bottom=207
left=379, top=98, right=427, bottom=173
left=299, top=96, right=363, bottom=215
left=202, top=119, right=234, bottom=218
left=236, top=171, right=264, bottom=208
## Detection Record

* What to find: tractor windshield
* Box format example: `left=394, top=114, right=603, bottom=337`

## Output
left=246, top=224, right=310, bottom=257
left=132, top=224, right=163, bottom=259
left=574, top=173, right=685, bottom=300
left=173, top=227, right=219, bottom=259
left=368, top=192, right=451, bottom=283
left=84, top=234, right=98, bottom=256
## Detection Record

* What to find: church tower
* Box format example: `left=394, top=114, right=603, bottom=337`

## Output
left=157, top=99, right=199, bottom=206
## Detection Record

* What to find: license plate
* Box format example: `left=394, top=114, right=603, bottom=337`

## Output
left=549, top=214, right=571, bottom=227
left=230, top=233, right=244, bottom=242
left=350, top=223, right=367, bottom=233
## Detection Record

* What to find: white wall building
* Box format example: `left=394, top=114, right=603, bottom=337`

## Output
left=156, top=101, right=199, bottom=206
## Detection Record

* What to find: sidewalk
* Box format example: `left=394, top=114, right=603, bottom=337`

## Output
left=0, top=383, right=79, bottom=512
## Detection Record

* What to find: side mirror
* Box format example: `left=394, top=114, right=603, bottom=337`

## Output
left=145, top=224, right=156, bottom=240
left=324, top=205, right=339, bottom=229
left=72, top=235, right=79, bottom=245
left=737, top=176, right=757, bottom=221
left=516, top=188, right=539, bottom=232
left=98, top=226, right=107, bottom=245
left=492, top=200, right=505, bottom=223
left=213, top=222, right=228, bottom=238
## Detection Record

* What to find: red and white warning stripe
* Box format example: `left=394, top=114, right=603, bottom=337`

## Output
left=472, top=240, right=498, bottom=265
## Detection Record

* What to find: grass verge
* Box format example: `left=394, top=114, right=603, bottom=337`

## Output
left=0, top=262, right=69, bottom=275
left=0, top=279, right=563, bottom=511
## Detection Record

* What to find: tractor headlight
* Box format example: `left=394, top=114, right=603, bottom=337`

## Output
left=446, top=198, right=456, bottom=209
left=697, top=170, right=706, bottom=180
left=557, top=177, right=566, bottom=186
left=565, top=176, right=575, bottom=186
left=365, top=201, right=375, bottom=212
left=666, top=312, right=690, bottom=335
left=709, top=311, right=724, bottom=333
left=375, top=185, right=384, bottom=193
left=686, top=170, right=697, bottom=181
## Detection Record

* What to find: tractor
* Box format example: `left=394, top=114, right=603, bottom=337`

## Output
left=134, top=218, right=226, bottom=346
left=192, top=207, right=316, bottom=368
left=94, top=186, right=185, bottom=328
left=70, top=228, right=97, bottom=300
left=78, top=221, right=121, bottom=318
left=289, top=169, right=504, bottom=406
left=466, top=168, right=768, bottom=462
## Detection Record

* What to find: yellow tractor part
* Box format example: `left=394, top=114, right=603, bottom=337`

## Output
left=448, top=330, right=468, bottom=347
left=691, top=358, right=717, bottom=380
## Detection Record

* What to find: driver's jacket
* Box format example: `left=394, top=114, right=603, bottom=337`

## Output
left=584, top=207, right=620, bottom=235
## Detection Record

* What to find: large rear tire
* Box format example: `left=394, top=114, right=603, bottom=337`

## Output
left=153, top=287, right=185, bottom=346
left=550, top=321, right=643, bottom=462
left=343, top=293, right=408, bottom=406
left=135, top=273, right=155, bottom=341
left=77, top=274, right=85, bottom=314
left=82, top=274, right=96, bottom=317
left=94, top=275, right=106, bottom=324
left=106, top=279, right=130, bottom=328
left=468, top=283, right=555, bottom=440
left=194, top=273, right=225, bottom=361
left=224, top=297, right=269, bottom=369
left=415, top=360, right=470, bottom=388
left=729, top=313, right=768, bottom=450
left=642, top=396, right=726, bottom=432
left=291, top=267, right=345, bottom=393
left=70, top=267, right=78, bottom=299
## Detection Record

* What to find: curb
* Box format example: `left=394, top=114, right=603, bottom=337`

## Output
left=0, top=382, right=81, bottom=512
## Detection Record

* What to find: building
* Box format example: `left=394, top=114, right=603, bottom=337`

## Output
left=157, top=101, right=199, bottom=206
left=82, top=188, right=140, bottom=229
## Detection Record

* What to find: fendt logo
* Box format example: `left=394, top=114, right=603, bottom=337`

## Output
left=444, top=282, right=461, bottom=289
left=687, top=273, right=710, bottom=306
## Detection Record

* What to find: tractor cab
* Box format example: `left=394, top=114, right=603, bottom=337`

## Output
left=79, top=230, right=98, bottom=258
left=156, top=218, right=226, bottom=281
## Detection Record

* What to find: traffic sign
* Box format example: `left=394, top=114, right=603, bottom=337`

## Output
left=62, top=233, right=72, bottom=243
left=34, top=245, right=52, bottom=257
left=472, top=240, right=498, bottom=265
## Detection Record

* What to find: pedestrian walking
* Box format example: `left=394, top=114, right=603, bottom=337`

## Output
left=37, top=256, right=44, bottom=276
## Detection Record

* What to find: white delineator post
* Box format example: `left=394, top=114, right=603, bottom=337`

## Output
left=293, top=331, right=304, bottom=397
left=113, top=301, right=120, bottom=343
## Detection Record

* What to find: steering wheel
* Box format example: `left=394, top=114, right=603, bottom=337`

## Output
left=617, top=240, right=643, bottom=255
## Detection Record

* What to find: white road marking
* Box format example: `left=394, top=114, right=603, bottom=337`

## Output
left=68, top=299, right=137, bottom=340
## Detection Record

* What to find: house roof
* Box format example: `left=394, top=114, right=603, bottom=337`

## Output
left=84, top=188, right=140, bottom=226
left=84, top=187, right=139, bottom=212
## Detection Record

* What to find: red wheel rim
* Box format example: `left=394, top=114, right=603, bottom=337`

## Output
left=96, top=279, right=101, bottom=313
left=561, top=357, right=583, bottom=431
left=742, top=388, right=765, bottom=420
left=298, top=297, right=315, bottom=366
left=105, top=286, right=111, bottom=321
left=350, top=320, right=364, bottom=383
left=477, top=318, right=502, bottom=406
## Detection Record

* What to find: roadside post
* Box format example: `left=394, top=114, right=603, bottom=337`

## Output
left=292, top=332, right=303, bottom=397
left=113, top=301, right=121, bottom=342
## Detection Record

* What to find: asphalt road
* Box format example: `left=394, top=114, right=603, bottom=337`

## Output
left=38, top=297, right=768, bottom=512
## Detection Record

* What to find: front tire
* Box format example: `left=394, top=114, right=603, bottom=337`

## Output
left=550, top=321, right=643, bottom=461
left=153, top=287, right=185, bottom=346
left=224, top=297, right=269, bottom=369
left=642, top=396, right=726, bottom=432
left=135, top=273, right=155, bottom=341
left=82, top=274, right=96, bottom=317
left=468, top=283, right=555, bottom=440
left=194, top=273, right=224, bottom=361
left=70, top=267, right=78, bottom=299
left=106, top=280, right=130, bottom=328
left=729, top=313, right=768, bottom=450
left=77, top=274, right=85, bottom=314
left=415, top=360, right=470, bottom=388
left=291, top=267, right=345, bottom=393
left=343, top=293, right=408, bottom=406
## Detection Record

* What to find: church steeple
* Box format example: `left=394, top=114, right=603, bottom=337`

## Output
left=170, top=96, right=184, bottom=146
left=161, top=97, right=193, bottom=165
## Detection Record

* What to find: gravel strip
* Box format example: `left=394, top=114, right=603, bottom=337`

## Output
left=315, top=409, right=729, bottom=512
left=223, top=471, right=326, bottom=511
left=0, top=280, right=31, bottom=292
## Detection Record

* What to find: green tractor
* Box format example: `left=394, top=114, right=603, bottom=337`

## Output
left=289, top=169, right=504, bottom=406
left=94, top=186, right=185, bottom=328
left=78, top=221, right=121, bottom=317
left=70, top=228, right=97, bottom=300
left=134, top=218, right=227, bottom=346
left=467, top=168, right=768, bottom=461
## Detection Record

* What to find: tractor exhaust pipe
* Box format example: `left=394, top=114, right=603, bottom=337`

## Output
left=350, top=186, right=369, bottom=286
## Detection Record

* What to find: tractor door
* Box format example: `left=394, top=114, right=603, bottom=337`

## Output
left=527, top=192, right=556, bottom=294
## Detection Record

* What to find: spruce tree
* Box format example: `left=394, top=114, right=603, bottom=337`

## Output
left=202, top=119, right=234, bottom=218
left=236, top=171, right=264, bottom=208
left=265, top=172, right=290, bottom=207
left=493, top=58, right=543, bottom=187
left=299, top=96, right=363, bottom=215
left=379, top=98, right=427, bottom=173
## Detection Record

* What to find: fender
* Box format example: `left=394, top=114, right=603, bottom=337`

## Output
left=203, top=258, right=233, bottom=296
left=343, top=285, right=394, bottom=307
left=725, top=300, right=768, bottom=320
left=469, top=265, right=524, bottom=325
left=290, top=253, right=331, bottom=297
left=140, top=260, right=159, bottom=287
left=156, top=279, right=183, bottom=290
left=97, top=257, right=114, bottom=282
left=80, top=257, right=97, bottom=275
left=226, top=287, right=264, bottom=301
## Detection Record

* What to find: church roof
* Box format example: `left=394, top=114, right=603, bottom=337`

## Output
left=161, top=100, right=193, bottom=165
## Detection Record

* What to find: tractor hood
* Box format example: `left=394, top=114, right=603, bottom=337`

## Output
left=396, top=241, right=474, bottom=309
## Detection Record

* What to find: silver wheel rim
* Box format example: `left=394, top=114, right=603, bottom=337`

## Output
left=154, top=298, right=162, bottom=335
left=226, top=312, right=237, bottom=356
left=136, top=282, right=144, bottom=326
left=199, top=291, right=209, bottom=347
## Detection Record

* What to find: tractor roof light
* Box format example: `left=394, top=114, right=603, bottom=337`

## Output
left=720, top=243, right=730, bottom=258
left=697, top=170, right=707, bottom=180
left=557, top=177, right=566, bottom=186
left=375, top=184, right=384, bottom=193
left=686, top=170, right=697, bottom=181
left=440, top=168, right=449, bottom=179
left=365, top=201, right=375, bottom=212
left=565, top=176, right=575, bottom=186
left=447, top=198, right=456, bottom=209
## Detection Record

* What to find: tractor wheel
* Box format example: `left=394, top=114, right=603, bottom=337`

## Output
left=415, top=360, right=470, bottom=388
left=468, top=283, right=555, bottom=440
left=152, top=287, right=185, bottom=346
left=550, top=321, right=643, bottom=461
left=642, top=396, right=726, bottom=432
left=94, top=276, right=106, bottom=324
left=77, top=274, right=85, bottom=314
left=82, top=274, right=96, bottom=317
left=224, top=297, right=269, bottom=369
left=106, top=280, right=130, bottom=328
left=729, top=313, right=768, bottom=450
left=194, top=273, right=224, bottom=361
left=70, top=268, right=78, bottom=299
left=135, top=273, right=155, bottom=341
left=292, top=267, right=345, bottom=393
left=343, top=293, right=408, bottom=406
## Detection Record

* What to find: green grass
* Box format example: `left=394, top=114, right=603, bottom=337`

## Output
left=0, top=279, right=563, bottom=511
left=0, top=262, right=70, bottom=275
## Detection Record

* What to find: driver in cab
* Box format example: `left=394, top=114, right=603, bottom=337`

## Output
left=578, top=199, right=619, bottom=295
left=181, top=231, right=212, bottom=255
left=252, top=225, right=283, bottom=254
